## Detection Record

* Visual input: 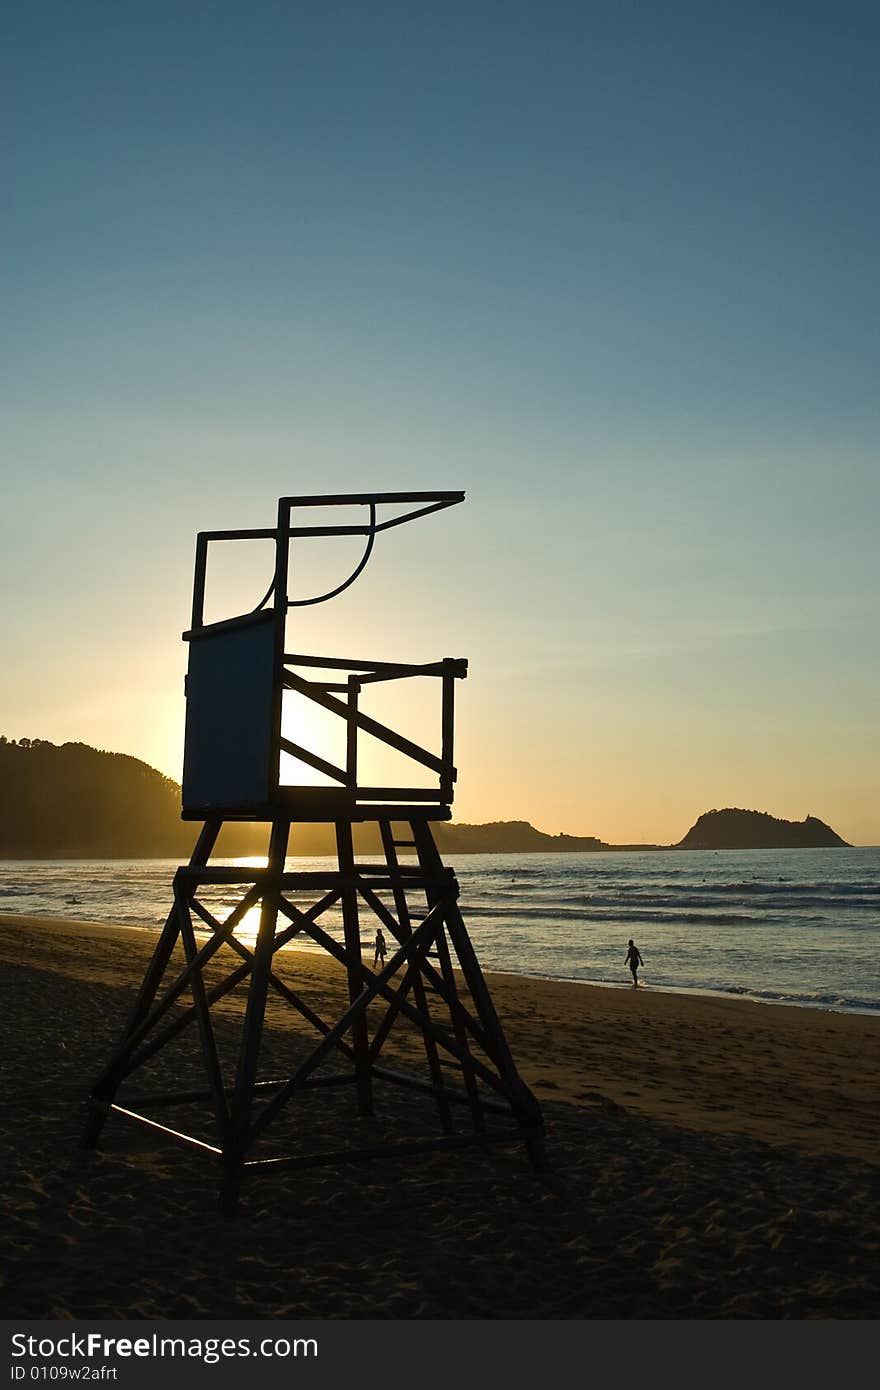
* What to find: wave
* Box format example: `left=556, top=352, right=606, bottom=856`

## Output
left=470, top=887, right=878, bottom=912
left=670, top=880, right=880, bottom=897
left=464, top=889, right=873, bottom=922
left=481, top=866, right=547, bottom=878
left=607, top=893, right=867, bottom=913
left=462, top=904, right=787, bottom=927
left=694, top=983, right=880, bottom=1014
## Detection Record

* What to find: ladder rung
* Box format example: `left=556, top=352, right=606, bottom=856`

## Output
left=356, top=863, right=428, bottom=874
left=392, top=839, right=417, bottom=847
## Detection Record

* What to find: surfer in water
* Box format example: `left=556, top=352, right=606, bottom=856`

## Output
left=625, top=938, right=643, bottom=988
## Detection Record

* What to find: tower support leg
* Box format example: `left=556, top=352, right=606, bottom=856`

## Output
left=379, top=819, right=453, bottom=1134
left=82, top=818, right=221, bottom=1149
left=412, top=820, right=546, bottom=1170
left=336, top=820, right=373, bottom=1118
left=220, top=820, right=289, bottom=1213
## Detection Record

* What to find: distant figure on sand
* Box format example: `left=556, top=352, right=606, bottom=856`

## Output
left=625, top=939, right=643, bottom=987
left=373, top=928, right=387, bottom=969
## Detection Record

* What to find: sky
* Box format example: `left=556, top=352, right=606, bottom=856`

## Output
left=3, top=0, right=879, bottom=845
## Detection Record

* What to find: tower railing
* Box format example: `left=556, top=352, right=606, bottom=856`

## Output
left=279, top=651, right=467, bottom=810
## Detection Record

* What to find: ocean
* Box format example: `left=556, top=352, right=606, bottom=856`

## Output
left=2, top=847, right=878, bottom=1014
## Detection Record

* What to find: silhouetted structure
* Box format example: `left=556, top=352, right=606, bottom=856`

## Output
left=83, top=492, right=544, bottom=1209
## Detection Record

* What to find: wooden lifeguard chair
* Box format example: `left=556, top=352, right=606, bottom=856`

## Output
left=83, top=492, right=545, bottom=1210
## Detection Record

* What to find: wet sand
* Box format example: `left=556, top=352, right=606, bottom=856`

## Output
left=1, top=912, right=878, bottom=1318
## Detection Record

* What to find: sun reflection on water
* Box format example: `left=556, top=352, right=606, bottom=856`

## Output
left=195, top=857, right=348, bottom=952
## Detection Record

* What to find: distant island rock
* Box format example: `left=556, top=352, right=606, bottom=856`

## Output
left=676, top=808, right=849, bottom=850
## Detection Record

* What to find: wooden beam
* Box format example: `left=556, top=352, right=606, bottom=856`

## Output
left=175, top=885, right=230, bottom=1140
left=374, top=820, right=452, bottom=1132
left=83, top=819, right=222, bottom=1137
left=223, top=819, right=290, bottom=1204
left=366, top=925, right=439, bottom=1065
left=356, top=878, right=500, bottom=1065
left=123, top=1073, right=357, bottom=1109
left=269, top=501, right=290, bottom=801
left=243, top=1130, right=520, bottom=1175
left=183, top=609, right=275, bottom=642
left=440, top=669, right=456, bottom=801
left=190, top=892, right=354, bottom=1058
left=351, top=788, right=444, bottom=802
left=415, top=821, right=544, bottom=1143
left=249, top=904, right=453, bottom=1139
left=196, top=528, right=277, bottom=541
left=191, top=533, right=209, bottom=630
left=276, top=911, right=515, bottom=1109
left=120, top=959, right=253, bottom=1080
left=279, top=491, right=464, bottom=507
left=356, top=661, right=466, bottom=686
left=272, top=887, right=341, bottom=949
left=336, top=820, right=373, bottom=1118
left=103, top=1103, right=223, bottom=1156
left=279, top=737, right=348, bottom=784
left=284, top=653, right=466, bottom=677
left=346, top=677, right=358, bottom=788
left=371, top=1065, right=513, bottom=1116
left=282, top=671, right=444, bottom=774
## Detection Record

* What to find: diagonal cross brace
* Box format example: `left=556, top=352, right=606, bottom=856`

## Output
left=121, top=959, right=253, bottom=1080
left=282, top=670, right=444, bottom=775
left=189, top=889, right=352, bottom=1055
left=92, top=882, right=263, bottom=1091
left=175, top=885, right=230, bottom=1137
left=120, top=887, right=350, bottom=1082
left=273, top=891, right=441, bottom=1065
left=366, top=942, right=437, bottom=1063
left=275, top=906, right=518, bottom=1113
left=249, top=900, right=453, bottom=1140
left=356, top=880, right=501, bottom=1067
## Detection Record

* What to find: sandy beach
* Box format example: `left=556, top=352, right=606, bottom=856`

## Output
left=1, top=911, right=878, bottom=1319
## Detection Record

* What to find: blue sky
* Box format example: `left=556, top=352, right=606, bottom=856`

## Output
left=3, top=1, right=879, bottom=842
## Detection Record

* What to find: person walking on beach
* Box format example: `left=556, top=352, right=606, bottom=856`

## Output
left=373, top=928, right=387, bottom=970
left=625, top=938, right=643, bottom=987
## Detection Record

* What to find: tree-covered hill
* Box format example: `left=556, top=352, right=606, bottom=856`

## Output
left=0, top=737, right=202, bottom=857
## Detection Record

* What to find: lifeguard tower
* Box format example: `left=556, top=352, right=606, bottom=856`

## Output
left=83, top=492, right=544, bottom=1209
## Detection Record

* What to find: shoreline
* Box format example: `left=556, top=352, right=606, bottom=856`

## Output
left=511, top=968, right=880, bottom=1018
left=2, top=908, right=878, bottom=1019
